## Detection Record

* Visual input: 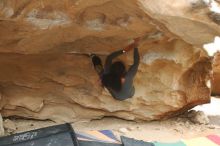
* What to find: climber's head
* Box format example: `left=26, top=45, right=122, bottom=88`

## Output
left=110, top=61, right=126, bottom=77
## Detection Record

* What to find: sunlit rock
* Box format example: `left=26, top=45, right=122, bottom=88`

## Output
left=0, top=0, right=215, bottom=122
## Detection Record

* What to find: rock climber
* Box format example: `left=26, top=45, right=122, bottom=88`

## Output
left=91, top=38, right=140, bottom=100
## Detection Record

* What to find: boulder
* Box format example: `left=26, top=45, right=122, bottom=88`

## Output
left=0, top=0, right=216, bottom=122
left=187, top=110, right=209, bottom=124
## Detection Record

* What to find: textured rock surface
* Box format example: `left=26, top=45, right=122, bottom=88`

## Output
left=186, top=110, right=209, bottom=124
left=212, top=52, right=220, bottom=95
left=0, top=114, right=4, bottom=136
left=3, top=119, right=16, bottom=134
left=139, top=0, right=220, bottom=45
left=0, top=0, right=215, bottom=122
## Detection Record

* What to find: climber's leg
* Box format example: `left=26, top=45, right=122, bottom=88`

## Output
left=91, top=54, right=104, bottom=77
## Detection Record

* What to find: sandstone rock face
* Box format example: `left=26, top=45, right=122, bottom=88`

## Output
left=139, top=0, right=220, bottom=45
left=0, top=114, right=4, bottom=136
left=3, top=119, right=16, bottom=134
left=212, top=52, right=220, bottom=95
left=0, top=0, right=215, bottom=122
